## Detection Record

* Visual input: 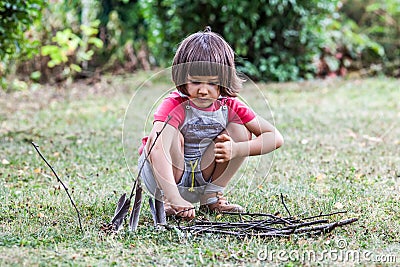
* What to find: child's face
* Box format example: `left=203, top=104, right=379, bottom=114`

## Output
left=186, top=75, right=220, bottom=108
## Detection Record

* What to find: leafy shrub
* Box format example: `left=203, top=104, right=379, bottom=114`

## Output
left=14, top=0, right=103, bottom=83
left=315, top=15, right=385, bottom=78
left=0, top=0, right=43, bottom=58
left=342, top=0, right=400, bottom=76
left=0, top=0, right=44, bottom=88
left=139, top=0, right=342, bottom=81
left=97, top=0, right=150, bottom=72
left=41, top=21, right=103, bottom=78
left=3, top=0, right=398, bottom=87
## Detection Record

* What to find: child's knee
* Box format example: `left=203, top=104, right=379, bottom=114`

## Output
left=226, top=123, right=251, bottom=142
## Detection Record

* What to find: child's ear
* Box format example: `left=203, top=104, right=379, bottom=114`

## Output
left=218, top=85, right=223, bottom=95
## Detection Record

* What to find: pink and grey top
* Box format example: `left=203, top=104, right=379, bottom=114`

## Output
left=139, top=91, right=256, bottom=157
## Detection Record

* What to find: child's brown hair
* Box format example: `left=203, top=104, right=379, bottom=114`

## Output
left=172, top=26, right=243, bottom=97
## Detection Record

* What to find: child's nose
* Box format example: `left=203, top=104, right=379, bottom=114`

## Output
left=198, top=84, right=208, bottom=94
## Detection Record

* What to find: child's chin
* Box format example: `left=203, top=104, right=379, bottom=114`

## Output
left=194, top=100, right=213, bottom=108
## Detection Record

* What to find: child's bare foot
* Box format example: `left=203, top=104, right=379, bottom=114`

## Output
left=200, top=192, right=244, bottom=213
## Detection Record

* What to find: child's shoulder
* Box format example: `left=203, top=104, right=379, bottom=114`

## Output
left=222, top=96, right=249, bottom=109
left=165, top=91, right=188, bottom=103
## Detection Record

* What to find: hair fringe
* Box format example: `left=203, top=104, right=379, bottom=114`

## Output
left=172, top=28, right=243, bottom=97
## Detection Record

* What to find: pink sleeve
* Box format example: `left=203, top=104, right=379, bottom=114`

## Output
left=226, top=98, right=256, bottom=124
left=138, top=92, right=185, bottom=155
left=153, top=93, right=185, bottom=128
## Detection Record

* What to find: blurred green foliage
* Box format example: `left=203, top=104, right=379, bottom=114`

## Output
left=342, top=0, right=400, bottom=76
left=0, top=0, right=399, bottom=89
left=41, top=21, right=103, bottom=76
left=0, top=0, right=44, bottom=88
left=97, top=0, right=149, bottom=70
left=140, top=0, right=341, bottom=81
left=0, top=0, right=43, bottom=58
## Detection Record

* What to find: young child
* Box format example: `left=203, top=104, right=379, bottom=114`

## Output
left=138, top=26, right=283, bottom=219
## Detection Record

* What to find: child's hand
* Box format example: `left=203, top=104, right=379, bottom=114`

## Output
left=214, top=134, right=237, bottom=163
left=169, top=197, right=195, bottom=219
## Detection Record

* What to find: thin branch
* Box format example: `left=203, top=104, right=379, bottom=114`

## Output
left=31, top=142, right=83, bottom=233
left=222, top=211, right=294, bottom=225
left=301, top=210, right=348, bottom=221
left=280, top=193, right=292, bottom=217
left=108, top=115, right=173, bottom=232
left=128, top=115, right=172, bottom=200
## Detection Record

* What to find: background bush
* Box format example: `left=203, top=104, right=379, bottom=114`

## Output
left=341, top=0, right=400, bottom=77
left=1, top=0, right=399, bottom=89
left=0, top=0, right=43, bottom=58
left=140, top=0, right=341, bottom=81
left=0, top=0, right=44, bottom=88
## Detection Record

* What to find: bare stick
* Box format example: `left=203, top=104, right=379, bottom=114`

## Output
left=31, top=142, right=83, bottom=233
left=128, top=115, right=172, bottom=200
left=222, top=211, right=294, bottom=225
left=301, top=210, right=348, bottom=221
left=171, top=206, right=358, bottom=238
left=109, top=115, right=173, bottom=232
left=280, top=193, right=292, bottom=217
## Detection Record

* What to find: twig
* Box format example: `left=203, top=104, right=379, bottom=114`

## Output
left=222, top=211, right=294, bottom=225
left=128, top=115, right=172, bottom=200
left=280, top=193, right=292, bottom=217
left=301, top=210, right=348, bottom=221
left=31, top=142, right=83, bottom=233
left=108, top=115, right=172, bottom=232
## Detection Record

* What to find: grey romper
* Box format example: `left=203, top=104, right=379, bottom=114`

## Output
left=138, top=99, right=228, bottom=203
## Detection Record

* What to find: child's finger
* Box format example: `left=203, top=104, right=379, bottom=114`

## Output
left=176, top=207, right=195, bottom=219
left=216, top=134, right=231, bottom=142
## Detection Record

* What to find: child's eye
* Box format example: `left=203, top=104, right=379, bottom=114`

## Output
left=189, top=80, right=218, bottom=85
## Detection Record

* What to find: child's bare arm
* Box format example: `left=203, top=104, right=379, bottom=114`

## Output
left=214, top=116, right=283, bottom=162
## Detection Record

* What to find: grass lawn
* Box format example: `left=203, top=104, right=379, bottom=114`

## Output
left=1, top=73, right=399, bottom=266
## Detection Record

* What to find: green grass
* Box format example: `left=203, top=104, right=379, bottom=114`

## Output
left=1, top=74, right=399, bottom=266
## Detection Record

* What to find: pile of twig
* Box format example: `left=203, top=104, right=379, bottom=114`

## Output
left=169, top=210, right=358, bottom=238
left=162, top=194, right=358, bottom=238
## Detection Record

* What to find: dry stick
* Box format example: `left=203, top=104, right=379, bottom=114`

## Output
left=301, top=210, right=348, bottom=221
left=186, top=215, right=287, bottom=235
left=111, top=115, right=172, bottom=231
left=128, top=115, right=172, bottom=200
left=192, top=216, right=289, bottom=235
left=173, top=208, right=197, bottom=231
left=190, top=226, right=290, bottom=238
left=280, top=219, right=330, bottom=231
left=191, top=221, right=279, bottom=232
left=191, top=221, right=232, bottom=235
left=31, top=142, right=83, bottom=233
left=255, top=218, right=359, bottom=237
left=193, top=220, right=278, bottom=228
left=280, top=193, right=292, bottom=218
left=222, top=211, right=294, bottom=225
left=239, top=219, right=280, bottom=232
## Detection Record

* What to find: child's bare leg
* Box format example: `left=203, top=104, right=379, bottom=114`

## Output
left=146, top=123, right=194, bottom=218
left=146, top=125, right=185, bottom=184
left=200, top=123, right=251, bottom=204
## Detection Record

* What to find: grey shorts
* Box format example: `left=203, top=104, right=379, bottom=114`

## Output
left=138, top=148, right=212, bottom=203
